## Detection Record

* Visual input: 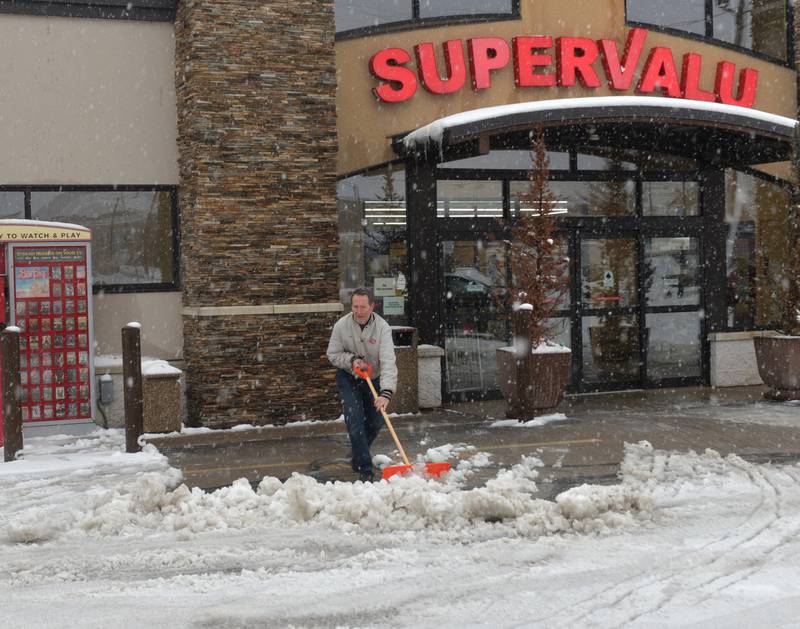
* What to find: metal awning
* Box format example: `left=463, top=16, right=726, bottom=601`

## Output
left=394, top=96, right=797, bottom=166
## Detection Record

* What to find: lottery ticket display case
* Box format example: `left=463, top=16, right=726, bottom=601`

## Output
left=0, top=221, right=94, bottom=443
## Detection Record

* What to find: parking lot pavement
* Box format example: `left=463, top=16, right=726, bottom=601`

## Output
left=148, top=386, right=800, bottom=498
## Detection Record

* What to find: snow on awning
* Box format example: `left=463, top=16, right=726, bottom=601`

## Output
left=399, top=96, right=797, bottom=153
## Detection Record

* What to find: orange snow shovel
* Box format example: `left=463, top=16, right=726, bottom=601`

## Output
left=353, top=363, right=450, bottom=480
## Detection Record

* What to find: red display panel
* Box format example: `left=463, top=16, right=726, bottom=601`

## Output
left=13, top=246, right=92, bottom=423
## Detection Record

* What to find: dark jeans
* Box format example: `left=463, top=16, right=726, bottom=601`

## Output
left=336, top=369, right=384, bottom=473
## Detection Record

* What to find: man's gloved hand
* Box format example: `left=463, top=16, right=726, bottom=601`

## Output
left=374, top=396, right=389, bottom=413
left=352, top=358, right=369, bottom=372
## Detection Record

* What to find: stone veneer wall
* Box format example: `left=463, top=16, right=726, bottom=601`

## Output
left=175, top=0, right=340, bottom=426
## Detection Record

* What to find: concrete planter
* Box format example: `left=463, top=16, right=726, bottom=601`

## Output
left=143, top=372, right=183, bottom=433
left=754, top=335, right=800, bottom=401
left=497, top=347, right=571, bottom=420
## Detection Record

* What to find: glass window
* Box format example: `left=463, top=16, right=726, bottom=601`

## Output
left=713, top=0, right=787, bottom=60
left=724, top=170, right=792, bottom=329
left=582, top=314, right=641, bottom=383
left=419, top=0, right=513, bottom=18
left=30, top=190, right=176, bottom=287
left=335, top=0, right=413, bottom=32
left=627, top=0, right=707, bottom=35
left=642, top=182, right=700, bottom=216
left=581, top=238, right=639, bottom=309
left=511, top=180, right=635, bottom=217
left=437, top=180, right=503, bottom=219
left=442, top=238, right=509, bottom=394
left=0, top=0, right=174, bottom=21
left=646, top=311, right=702, bottom=379
left=0, top=192, right=25, bottom=220
left=336, top=0, right=516, bottom=33
left=627, top=0, right=788, bottom=60
left=645, top=237, right=701, bottom=307
left=578, top=148, right=696, bottom=172
left=337, top=166, right=409, bottom=324
left=440, top=150, right=570, bottom=171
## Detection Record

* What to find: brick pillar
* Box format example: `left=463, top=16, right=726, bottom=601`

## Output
left=175, top=0, right=341, bottom=426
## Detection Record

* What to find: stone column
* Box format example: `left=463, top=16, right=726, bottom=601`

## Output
left=175, top=0, right=340, bottom=426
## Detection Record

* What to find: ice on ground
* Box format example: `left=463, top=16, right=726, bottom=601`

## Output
left=490, top=413, right=569, bottom=428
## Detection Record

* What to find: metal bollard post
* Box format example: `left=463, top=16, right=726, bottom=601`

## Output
left=122, top=322, right=144, bottom=453
left=2, top=327, right=24, bottom=462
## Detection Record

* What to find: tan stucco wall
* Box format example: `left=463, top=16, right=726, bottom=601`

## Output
left=336, top=0, right=797, bottom=175
left=0, top=15, right=178, bottom=185
left=93, top=291, right=183, bottom=359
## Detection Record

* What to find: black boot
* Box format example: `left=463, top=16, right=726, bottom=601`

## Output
left=358, top=470, right=375, bottom=482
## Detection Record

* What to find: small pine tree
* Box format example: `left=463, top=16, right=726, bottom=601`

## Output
left=508, top=129, right=569, bottom=347
left=380, top=166, right=401, bottom=203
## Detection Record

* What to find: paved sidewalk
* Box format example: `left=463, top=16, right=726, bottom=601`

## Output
left=147, top=386, right=800, bottom=498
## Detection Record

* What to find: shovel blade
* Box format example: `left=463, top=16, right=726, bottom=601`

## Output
left=381, top=462, right=451, bottom=480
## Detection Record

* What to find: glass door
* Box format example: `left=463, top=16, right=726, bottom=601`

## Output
left=643, top=236, right=703, bottom=382
left=440, top=238, right=509, bottom=397
left=579, top=236, right=643, bottom=388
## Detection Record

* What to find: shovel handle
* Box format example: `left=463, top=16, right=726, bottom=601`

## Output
left=356, top=366, right=410, bottom=467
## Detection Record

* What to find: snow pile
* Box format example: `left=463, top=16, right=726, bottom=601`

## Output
left=141, top=359, right=182, bottom=376
left=3, top=437, right=654, bottom=545
left=10, top=435, right=789, bottom=548
left=0, top=430, right=177, bottom=543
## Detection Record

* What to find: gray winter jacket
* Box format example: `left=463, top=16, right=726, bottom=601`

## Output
left=327, top=312, right=398, bottom=398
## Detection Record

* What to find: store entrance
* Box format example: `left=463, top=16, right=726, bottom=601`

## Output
left=577, top=231, right=705, bottom=390
left=432, top=154, right=708, bottom=400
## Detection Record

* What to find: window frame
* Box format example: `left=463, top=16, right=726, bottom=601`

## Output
left=0, top=0, right=175, bottom=22
left=625, top=0, right=794, bottom=67
left=0, top=184, right=181, bottom=295
left=721, top=167, right=793, bottom=333
left=335, top=0, right=520, bottom=41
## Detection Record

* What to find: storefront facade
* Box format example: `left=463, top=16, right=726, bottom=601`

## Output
left=336, top=0, right=799, bottom=399
left=0, top=0, right=797, bottom=425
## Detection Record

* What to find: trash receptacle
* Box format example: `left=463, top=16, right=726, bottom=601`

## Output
left=390, top=326, right=419, bottom=414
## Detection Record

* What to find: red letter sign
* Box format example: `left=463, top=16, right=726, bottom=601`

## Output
left=415, top=40, right=467, bottom=95
left=637, top=47, right=682, bottom=97
left=513, top=36, right=555, bottom=88
left=369, top=48, right=418, bottom=103
left=599, top=28, right=647, bottom=90
left=715, top=62, right=758, bottom=107
left=681, top=53, right=716, bottom=102
left=468, top=37, right=511, bottom=90
left=556, top=37, right=601, bottom=88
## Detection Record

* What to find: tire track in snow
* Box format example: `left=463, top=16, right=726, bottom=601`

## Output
left=545, top=454, right=784, bottom=628
left=612, top=459, right=783, bottom=626
left=599, top=459, right=795, bottom=627
left=668, top=464, right=800, bottom=610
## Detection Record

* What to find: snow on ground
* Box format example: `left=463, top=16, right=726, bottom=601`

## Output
left=2, top=430, right=800, bottom=627
left=674, top=399, right=800, bottom=429
left=490, top=413, right=569, bottom=428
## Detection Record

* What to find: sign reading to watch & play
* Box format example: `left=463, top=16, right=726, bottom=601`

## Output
left=369, top=28, right=758, bottom=108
